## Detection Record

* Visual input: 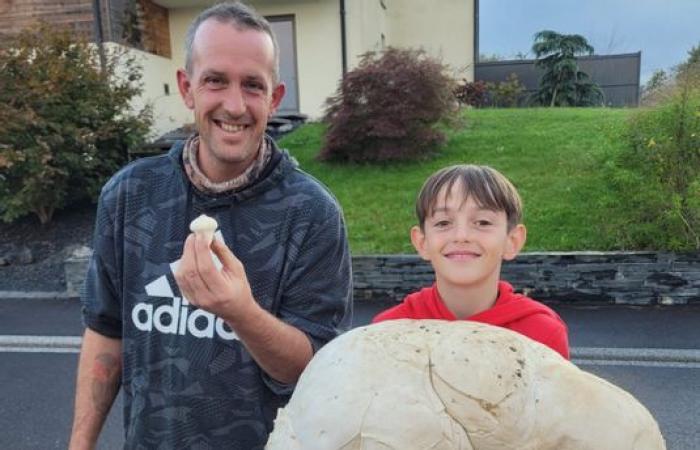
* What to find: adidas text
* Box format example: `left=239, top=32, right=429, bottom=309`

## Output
left=131, top=297, right=238, bottom=340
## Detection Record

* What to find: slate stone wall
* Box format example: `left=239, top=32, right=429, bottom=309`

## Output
left=65, top=252, right=700, bottom=305
left=353, top=252, right=700, bottom=305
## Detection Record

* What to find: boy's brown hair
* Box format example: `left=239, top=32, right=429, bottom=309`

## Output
left=416, top=164, right=523, bottom=230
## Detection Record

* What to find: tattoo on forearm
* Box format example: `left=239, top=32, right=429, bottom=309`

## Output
left=90, top=353, right=121, bottom=415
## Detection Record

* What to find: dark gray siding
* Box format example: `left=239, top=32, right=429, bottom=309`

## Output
left=475, top=52, right=641, bottom=107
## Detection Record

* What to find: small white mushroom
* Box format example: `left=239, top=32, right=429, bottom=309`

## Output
left=189, top=214, right=218, bottom=246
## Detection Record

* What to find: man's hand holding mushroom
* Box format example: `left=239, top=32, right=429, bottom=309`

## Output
left=174, top=214, right=314, bottom=384
left=175, top=214, right=258, bottom=323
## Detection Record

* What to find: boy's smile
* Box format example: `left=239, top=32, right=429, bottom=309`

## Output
left=411, top=182, right=526, bottom=307
left=444, top=249, right=481, bottom=260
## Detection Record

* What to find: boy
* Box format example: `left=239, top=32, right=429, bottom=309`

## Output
left=372, top=164, right=569, bottom=359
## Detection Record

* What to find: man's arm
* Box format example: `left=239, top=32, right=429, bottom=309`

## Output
left=69, top=328, right=122, bottom=450
left=175, top=234, right=312, bottom=384
left=229, top=300, right=313, bottom=384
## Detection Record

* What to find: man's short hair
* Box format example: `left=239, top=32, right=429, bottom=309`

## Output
left=184, top=1, right=280, bottom=83
left=416, top=164, right=523, bottom=230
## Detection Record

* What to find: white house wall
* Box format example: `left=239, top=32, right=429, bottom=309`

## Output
left=345, top=0, right=387, bottom=67
left=127, top=48, right=188, bottom=138
left=99, top=43, right=184, bottom=138
left=386, top=0, right=474, bottom=79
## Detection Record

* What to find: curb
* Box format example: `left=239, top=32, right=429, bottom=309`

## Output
left=572, top=347, right=700, bottom=364
left=0, top=335, right=82, bottom=353
left=0, top=291, right=75, bottom=300
left=2, top=334, right=699, bottom=365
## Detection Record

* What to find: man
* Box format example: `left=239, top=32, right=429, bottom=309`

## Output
left=69, top=2, right=352, bottom=449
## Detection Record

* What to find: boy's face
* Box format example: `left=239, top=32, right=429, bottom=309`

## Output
left=411, top=182, right=526, bottom=291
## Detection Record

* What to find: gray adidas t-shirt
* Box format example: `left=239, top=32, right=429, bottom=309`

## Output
left=82, top=138, right=353, bottom=449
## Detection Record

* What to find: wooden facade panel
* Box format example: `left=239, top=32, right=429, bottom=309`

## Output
left=0, top=0, right=170, bottom=58
left=105, top=0, right=170, bottom=57
left=141, top=0, right=170, bottom=57
left=0, top=0, right=94, bottom=40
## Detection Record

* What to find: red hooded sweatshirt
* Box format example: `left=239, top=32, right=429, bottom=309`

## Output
left=372, top=281, right=570, bottom=359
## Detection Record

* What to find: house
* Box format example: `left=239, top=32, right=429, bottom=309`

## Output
left=0, top=0, right=476, bottom=137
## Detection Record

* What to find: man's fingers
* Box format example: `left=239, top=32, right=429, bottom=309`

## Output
left=175, top=234, right=210, bottom=304
left=174, top=234, right=195, bottom=293
left=211, top=238, right=245, bottom=277
left=193, top=233, right=220, bottom=283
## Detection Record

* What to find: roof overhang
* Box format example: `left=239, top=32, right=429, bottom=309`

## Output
left=151, top=0, right=210, bottom=7
left=152, top=0, right=300, bottom=7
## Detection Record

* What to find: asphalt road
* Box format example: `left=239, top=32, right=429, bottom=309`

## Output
left=1, top=298, right=699, bottom=449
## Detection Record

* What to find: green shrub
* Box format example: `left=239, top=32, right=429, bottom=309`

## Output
left=603, top=68, right=700, bottom=250
left=319, top=47, right=456, bottom=163
left=674, top=43, right=700, bottom=81
left=640, top=69, right=671, bottom=106
left=0, top=23, right=152, bottom=224
left=487, top=73, right=525, bottom=107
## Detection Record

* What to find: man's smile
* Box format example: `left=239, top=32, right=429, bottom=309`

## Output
left=213, top=119, right=249, bottom=133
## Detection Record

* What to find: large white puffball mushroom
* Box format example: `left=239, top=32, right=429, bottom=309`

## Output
left=266, top=320, right=665, bottom=450
left=189, top=214, right=218, bottom=246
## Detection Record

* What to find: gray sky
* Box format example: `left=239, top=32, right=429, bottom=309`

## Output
left=479, top=0, right=700, bottom=83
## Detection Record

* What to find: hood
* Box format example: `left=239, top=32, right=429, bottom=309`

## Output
left=468, top=281, right=559, bottom=326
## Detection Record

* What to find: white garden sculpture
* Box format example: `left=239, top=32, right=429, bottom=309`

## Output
left=266, top=320, right=665, bottom=450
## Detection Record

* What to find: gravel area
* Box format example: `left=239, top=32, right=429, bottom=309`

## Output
left=0, top=203, right=95, bottom=292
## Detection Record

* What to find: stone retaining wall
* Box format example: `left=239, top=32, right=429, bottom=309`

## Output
left=65, top=252, right=700, bottom=305
left=354, top=252, right=700, bottom=305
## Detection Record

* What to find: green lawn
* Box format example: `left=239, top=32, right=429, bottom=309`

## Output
left=278, top=108, right=632, bottom=254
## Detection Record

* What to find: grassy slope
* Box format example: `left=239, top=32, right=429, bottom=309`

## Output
left=279, top=108, right=632, bottom=254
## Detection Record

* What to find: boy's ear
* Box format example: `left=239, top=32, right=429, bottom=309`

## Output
left=410, top=225, right=431, bottom=261
left=503, top=224, right=526, bottom=261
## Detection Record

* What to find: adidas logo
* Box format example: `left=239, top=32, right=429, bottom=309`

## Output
left=133, top=231, right=239, bottom=341
left=131, top=296, right=238, bottom=340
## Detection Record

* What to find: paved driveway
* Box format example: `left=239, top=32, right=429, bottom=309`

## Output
left=1, top=299, right=698, bottom=449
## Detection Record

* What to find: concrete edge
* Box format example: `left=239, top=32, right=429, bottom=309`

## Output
left=0, top=336, right=82, bottom=354
left=572, top=346, right=700, bottom=363
left=2, top=335, right=699, bottom=364
left=0, top=335, right=82, bottom=348
left=0, top=291, right=75, bottom=300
